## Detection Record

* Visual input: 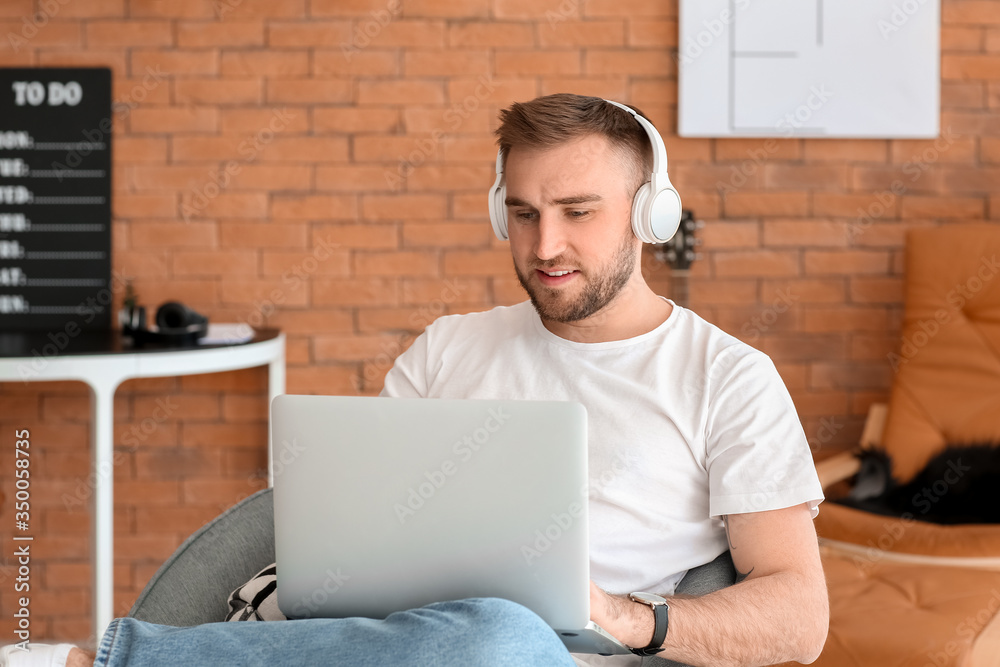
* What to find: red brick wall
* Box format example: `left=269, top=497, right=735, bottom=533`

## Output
left=0, top=0, right=997, bottom=643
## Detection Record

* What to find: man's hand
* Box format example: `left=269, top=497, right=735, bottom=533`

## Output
left=588, top=581, right=653, bottom=649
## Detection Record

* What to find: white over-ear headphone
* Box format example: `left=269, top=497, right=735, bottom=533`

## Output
left=488, top=99, right=682, bottom=245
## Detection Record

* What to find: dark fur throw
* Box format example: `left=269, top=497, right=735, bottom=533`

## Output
left=833, top=444, right=1000, bottom=524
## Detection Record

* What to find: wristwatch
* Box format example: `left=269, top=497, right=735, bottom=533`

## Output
left=628, top=592, right=669, bottom=656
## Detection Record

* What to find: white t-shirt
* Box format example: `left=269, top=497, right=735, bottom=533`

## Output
left=381, top=300, right=823, bottom=663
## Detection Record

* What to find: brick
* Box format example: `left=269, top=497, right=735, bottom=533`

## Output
left=354, top=134, right=446, bottom=162
left=804, top=250, right=891, bottom=275
left=496, top=50, right=581, bottom=76
left=174, top=79, right=262, bottom=105
left=272, top=195, right=359, bottom=220
left=809, top=362, right=892, bottom=391
left=761, top=279, right=846, bottom=304
left=494, top=0, right=575, bottom=18
left=314, top=334, right=408, bottom=361
left=714, top=138, right=801, bottom=162
left=696, top=221, right=758, bottom=249
left=267, top=20, right=352, bottom=46
left=181, top=479, right=265, bottom=509
left=850, top=336, right=898, bottom=362
left=942, top=82, right=985, bottom=110
left=723, top=192, right=809, bottom=217
left=131, top=222, right=217, bottom=248
left=230, top=164, right=312, bottom=191
left=176, top=20, right=264, bottom=46
left=585, top=0, right=673, bottom=17
left=850, top=165, right=942, bottom=195
left=763, top=220, right=849, bottom=247
left=629, top=19, right=677, bottom=47
left=812, top=193, right=893, bottom=218
left=900, top=196, right=985, bottom=219
left=219, top=108, right=307, bottom=133
left=314, top=107, right=401, bottom=133
left=312, top=278, right=400, bottom=306
left=714, top=251, right=800, bottom=278
left=36, top=49, right=128, bottom=71
left=890, top=137, right=977, bottom=164
left=172, top=250, right=258, bottom=277
left=0, top=21, right=80, bottom=49
left=762, top=336, right=847, bottom=363
left=261, top=250, right=351, bottom=277
left=687, top=280, right=756, bottom=305
left=219, top=223, right=308, bottom=248
left=309, top=0, right=402, bottom=15
left=314, top=50, right=399, bottom=76
left=943, top=54, right=1000, bottom=79
left=114, top=137, right=168, bottom=164
left=362, top=194, right=447, bottom=220
left=180, top=368, right=266, bottom=392
left=402, top=277, right=489, bottom=306
left=585, top=50, right=676, bottom=77
left=181, top=423, right=267, bottom=448
left=135, top=448, right=222, bottom=480
left=86, top=20, right=174, bottom=47
left=356, top=250, right=440, bottom=277
left=367, top=19, right=446, bottom=47
left=130, top=107, right=217, bottom=134
left=443, top=250, right=513, bottom=275
left=310, top=223, right=398, bottom=249
left=286, top=365, right=361, bottom=394
left=131, top=0, right=217, bottom=17
left=131, top=49, right=219, bottom=76
left=266, top=309, right=353, bottom=335
left=222, top=394, right=269, bottom=423
left=358, top=79, right=446, bottom=105
left=941, top=166, right=1000, bottom=194
left=220, top=50, right=309, bottom=76
left=942, top=26, right=983, bottom=51
left=267, top=78, right=353, bottom=104
left=802, top=140, right=888, bottom=162
left=538, top=20, right=624, bottom=47
left=183, top=193, right=268, bottom=219
left=406, top=50, right=491, bottom=76
left=403, top=222, right=491, bottom=248
left=849, top=277, right=904, bottom=304
left=316, top=165, right=398, bottom=191
left=214, top=0, right=305, bottom=16
left=984, top=137, right=1000, bottom=163
left=406, top=165, right=494, bottom=191
left=135, top=505, right=221, bottom=533
left=448, top=22, right=534, bottom=48
left=763, top=163, right=849, bottom=190
left=132, top=165, right=219, bottom=191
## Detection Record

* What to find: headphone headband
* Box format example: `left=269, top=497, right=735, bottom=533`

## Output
left=488, top=98, right=682, bottom=245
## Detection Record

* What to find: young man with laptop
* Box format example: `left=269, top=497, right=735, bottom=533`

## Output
left=5, top=95, right=826, bottom=667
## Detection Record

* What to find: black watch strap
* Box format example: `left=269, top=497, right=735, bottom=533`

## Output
left=631, top=600, right=668, bottom=656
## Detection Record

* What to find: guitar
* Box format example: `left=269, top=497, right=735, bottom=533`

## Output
left=654, top=209, right=701, bottom=308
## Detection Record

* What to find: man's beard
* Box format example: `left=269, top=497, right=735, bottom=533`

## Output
left=515, top=230, right=637, bottom=324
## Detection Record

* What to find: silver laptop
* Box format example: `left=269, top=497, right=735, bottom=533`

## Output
left=271, top=394, right=631, bottom=656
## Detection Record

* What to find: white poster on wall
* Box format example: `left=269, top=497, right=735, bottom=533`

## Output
left=678, top=0, right=940, bottom=138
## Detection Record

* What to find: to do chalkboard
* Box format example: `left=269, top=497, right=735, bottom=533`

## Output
left=0, top=67, right=112, bottom=332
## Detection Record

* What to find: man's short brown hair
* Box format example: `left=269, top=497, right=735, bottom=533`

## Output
left=494, top=93, right=654, bottom=197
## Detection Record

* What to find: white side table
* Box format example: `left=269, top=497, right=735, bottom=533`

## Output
left=0, top=329, right=285, bottom=641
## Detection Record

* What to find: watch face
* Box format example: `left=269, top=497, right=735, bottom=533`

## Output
left=630, top=592, right=667, bottom=605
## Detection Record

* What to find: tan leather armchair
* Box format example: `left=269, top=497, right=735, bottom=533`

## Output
left=810, top=225, right=1000, bottom=666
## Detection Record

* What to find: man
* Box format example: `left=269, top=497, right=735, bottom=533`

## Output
left=3, top=94, right=826, bottom=667
left=380, top=93, right=828, bottom=666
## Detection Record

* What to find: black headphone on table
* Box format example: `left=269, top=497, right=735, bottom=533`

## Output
left=487, top=99, right=682, bottom=245
left=122, top=301, right=209, bottom=346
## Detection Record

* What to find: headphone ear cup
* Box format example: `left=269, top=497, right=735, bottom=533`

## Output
left=630, top=183, right=653, bottom=244
left=645, top=186, right=682, bottom=244
left=489, top=177, right=508, bottom=241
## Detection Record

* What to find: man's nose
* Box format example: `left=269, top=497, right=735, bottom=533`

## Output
left=534, top=214, right=568, bottom=261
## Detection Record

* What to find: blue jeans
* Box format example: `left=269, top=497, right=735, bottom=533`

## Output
left=95, top=597, right=576, bottom=666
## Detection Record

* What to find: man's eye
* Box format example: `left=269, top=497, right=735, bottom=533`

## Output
left=515, top=210, right=536, bottom=221
left=568, top=210, right=591, bottom=218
